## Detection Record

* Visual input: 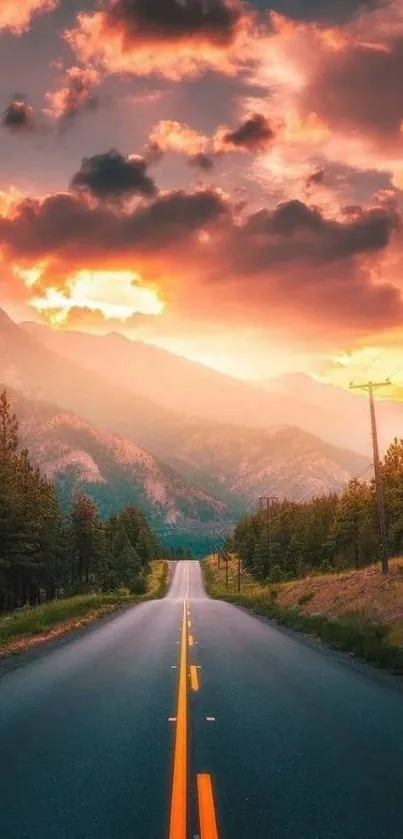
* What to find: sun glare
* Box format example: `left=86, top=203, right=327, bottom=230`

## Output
left=21, top=268, right=165, bottom=325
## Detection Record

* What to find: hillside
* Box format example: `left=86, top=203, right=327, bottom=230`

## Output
left=8, top=390, right=228, bottom=530
left=23, top=322, right=348, bottom=447
left=0, top=310, right=369, bottom=516
left=148, top=419, right=368, bottom=509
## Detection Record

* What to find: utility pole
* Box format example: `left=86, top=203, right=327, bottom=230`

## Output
left=259, top=495, right=278, bottom=572
left=349, top=379, right=390, bottom=574
left=225, top=552, right=229, bottom=588
left=237, top=551, right=241, bottom=593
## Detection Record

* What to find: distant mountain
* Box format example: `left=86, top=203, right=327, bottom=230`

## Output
left=258, top=373, right=403, bottom=455
left=145, top=418, right=369, bottom=510
left=0, top=310, right=370, bottom=526
left=8, top=389, right=228, bottom=531
left=0, top=307, right=183, bottom=448
left=23, top=322, right=348, bottom=447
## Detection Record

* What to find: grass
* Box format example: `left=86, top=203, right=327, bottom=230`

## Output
left=202, top=556, right=403, bottom=675
left=0, top=559, right=169, bottom=655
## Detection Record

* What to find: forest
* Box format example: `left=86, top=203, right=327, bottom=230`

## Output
left=229, top=438, right=403, bottom=581
left=0, top=390, right=163, bottom=612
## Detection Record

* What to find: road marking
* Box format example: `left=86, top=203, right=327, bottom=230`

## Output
left=168, top=717, right=177, bottom=722
left=188, top=620, right=192, bottom=629
left=197, top=774, right=219, bottom=839
left=206, top=717, right=216, bottom=722
left=190, top=664, right=200, bottom=692
left=188, top=635, right=194, bottom=647
left=185, top=561, right=190, bottom=599
left=169, top=599, right=188, bottom=839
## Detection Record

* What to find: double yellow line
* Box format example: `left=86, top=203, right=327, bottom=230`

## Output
left=169, top=597, right=219, bottom=839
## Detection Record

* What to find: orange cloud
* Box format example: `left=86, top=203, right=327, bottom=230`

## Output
left=0, top=0, right=57, bottom=34
left=65, top=0, right=252, bottom=80
left=148, top=120, right=209, bottom=157
left=46, top=66, right=100, bottom=122
left=1, top=177, right=403, bottom=351
left=243, top=1, right=403, bottom=200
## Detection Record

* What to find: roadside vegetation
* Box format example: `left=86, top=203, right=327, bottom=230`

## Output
left=0, top=560, right=169, bottom=655
left=0, top=389, right=171, bottom=654
left=203, top=556, right=403, bottom=674
left=227, top=438, right=403, bottom=582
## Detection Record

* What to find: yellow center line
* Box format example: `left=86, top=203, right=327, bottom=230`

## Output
left=197, top=774, right=219, bottom=839
left=169, top=599, right=188, bottom=839
left=189, top=664, right=200, bottom=692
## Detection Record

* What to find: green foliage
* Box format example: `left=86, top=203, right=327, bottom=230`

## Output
left=230, top=438, right=403, bottom=581
left=0, top=389, right=164, bottom=614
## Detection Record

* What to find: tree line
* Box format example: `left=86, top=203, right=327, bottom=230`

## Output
left=228, top=438, right=403, bottom=581
left=0, top=390, right=162, bottom=612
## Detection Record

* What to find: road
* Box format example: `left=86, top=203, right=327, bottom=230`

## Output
left=1, top=560, right=403, bottom=838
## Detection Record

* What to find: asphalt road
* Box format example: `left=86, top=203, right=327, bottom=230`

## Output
left=1, top=560, right=403, bottom=838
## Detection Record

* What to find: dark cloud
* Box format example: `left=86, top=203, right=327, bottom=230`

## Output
left=219, top=113, right=275, bottom=152
left=71, top=149, right=157, bottom=202
left=2, top=98, right=35, bottom=133
left=106, top=0, right=242, bottom=45
left=304, top=37, right=403, bottom=142
left=253, top=0, right=378, bottom=24
left=238, top=200, right=399, bottom=266
left=0, top=187, right=229, bottom=262
left=188, top=152, right=215, bottom=171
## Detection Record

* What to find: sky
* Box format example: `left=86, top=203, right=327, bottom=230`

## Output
left=0, top=0, right=403, bottom=386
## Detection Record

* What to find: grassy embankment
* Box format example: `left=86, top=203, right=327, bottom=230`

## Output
left=202, top=555, right=403, bottom=674
left=0, top=560, right=169, bottom=656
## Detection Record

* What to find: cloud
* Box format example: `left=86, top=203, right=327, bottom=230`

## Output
left=146, top=119, right=215, bottom=169
left=303, top=33, right=403, bottom=145
left=46, top=66, right=100, bottom=124
left=0, top=186, right=229, bottom=271
left=148, top=119, right=209, bottom=156
left=188, top=152, right=215, bottom=171
left=2, top=98, right=36, bottom=133
left=2, top=178, right=402, bottom=345
left=71, top=149, right=157, bottom=202
left=253, top=0, right=380, bottom=24
left=0, top=0, right=57, bottom=35
left=65, top=0, right=251, bottom=80
left=215, top=112, right=276, bottom=152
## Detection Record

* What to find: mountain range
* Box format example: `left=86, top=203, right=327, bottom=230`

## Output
left=0, top=308, right=392, bottom=546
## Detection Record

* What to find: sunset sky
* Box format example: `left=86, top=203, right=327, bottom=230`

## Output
left=1, top=0, right=403, bottom=385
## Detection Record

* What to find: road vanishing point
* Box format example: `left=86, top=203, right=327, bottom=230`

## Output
left=1, top=561, right=403, bottom=838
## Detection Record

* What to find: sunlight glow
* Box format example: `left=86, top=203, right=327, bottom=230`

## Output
left=26, top=269, right=165, bottom=325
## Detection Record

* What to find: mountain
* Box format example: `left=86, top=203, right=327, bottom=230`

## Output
left=144, top=418, right=369, bottom=510
left=0, top=307, right=184, bottom=447
left=23, top=322, right=347, bottom=446
left=0, top=310, right=370, bottom=522
left=258, top=373, right=403, bottom=455
left=8, top=389, right=228, bottom=531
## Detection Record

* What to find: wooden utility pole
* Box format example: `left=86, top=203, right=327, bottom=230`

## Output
left=349, top=379, right=390, bottom=574
left=225, top=552, right=229, bottom=587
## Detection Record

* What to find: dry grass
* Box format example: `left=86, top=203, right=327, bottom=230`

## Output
left=203, top=556, right=403, bottom=674
left=275, top=559, right=403, bottom=645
